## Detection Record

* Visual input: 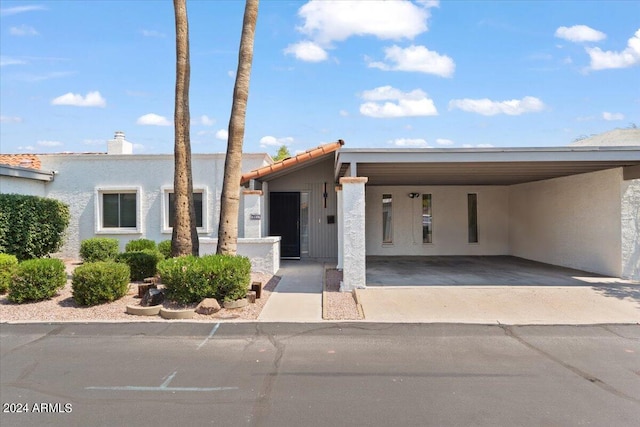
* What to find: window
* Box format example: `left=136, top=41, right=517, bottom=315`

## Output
left=95, top=187, right=141, bottom=233
left=468, top=193, right=478, bottom=243
left=382, top=194, right=393, bottom=243
left=168, top=192, right=203, bottom=228
left=422, top=194, right=432, bottom=244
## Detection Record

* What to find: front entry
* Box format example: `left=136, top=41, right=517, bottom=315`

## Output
left=270, top=192, right=301, bottom=258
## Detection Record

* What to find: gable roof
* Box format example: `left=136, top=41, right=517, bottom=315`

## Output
left=241, top=140, right=344, bottom=185
left=0, top=154, right=41, bottom=169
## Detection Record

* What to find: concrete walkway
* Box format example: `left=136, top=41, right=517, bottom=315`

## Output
left=258, top=261, right=324, bottom=322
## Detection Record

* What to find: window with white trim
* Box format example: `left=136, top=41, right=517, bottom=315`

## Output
left=95, top=187, right=141, bottom=233
left=162, top=187, right=208, bottom=233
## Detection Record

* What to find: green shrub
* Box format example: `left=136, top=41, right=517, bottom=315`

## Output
left=0, top=253, right=19, bottom=294
left=158, top=254, right=251, bottom=304
left=125, top=238, right=157, bottom=252
left=0, top=194, right=70, bottom=260
left=72, top=262, right=130, bottom=306
left=8, top=258, right=67, bottom=303
left=79, top=238, right=119, bottom=262
left=158, top=240, right=172, bottom=259
left=116, top=250, right=163, bottom=281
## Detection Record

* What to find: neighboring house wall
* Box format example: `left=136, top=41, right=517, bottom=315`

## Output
left=0, top=175, right=46, bottom=196
left=266, top=158, right=338, bottom=259
left=365, top=186, right=510, bottom=256
left=509, top=168, right=622, bottom=277
left=621, top=178, right=640, bottom=280
left=38, top=153, right=269, bottom=258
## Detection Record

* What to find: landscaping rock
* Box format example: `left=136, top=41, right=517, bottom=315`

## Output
left=223, top=298, right=248, bottom=309
left=141, top=288, right=164, bottom=306
left=196, top=298, right=221, bottom=315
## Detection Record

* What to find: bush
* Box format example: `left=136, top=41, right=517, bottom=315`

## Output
left=158, top=254, right=251, bottom=304
left=72, top=262, right=130, bottom=306
left=158, top=240, right=172, bottom=259
left=8, top=258, right=67, bottom=303
left=80, top=238, right=119, bottom=263
left=0, top=253, right=19, bottom=294
left=0, top=194, right=70, bottom=260
left=125, top=238, right=156, bottom=252
left=116, top=250, right=163, bottom=281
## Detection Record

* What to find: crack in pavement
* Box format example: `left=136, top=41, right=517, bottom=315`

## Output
left=500, top=325, right=640, bottom=406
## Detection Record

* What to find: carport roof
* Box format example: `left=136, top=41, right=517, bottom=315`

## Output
left=335, top=146, right=640, bottom=185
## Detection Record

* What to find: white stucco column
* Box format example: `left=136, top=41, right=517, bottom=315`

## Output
left=336, top=185, right=343, bottom=270
left=243, top=190, right=263, bottom=238
left=339, top=177, right=367, bottom=291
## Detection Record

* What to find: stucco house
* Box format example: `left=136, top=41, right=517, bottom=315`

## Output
left=2, top=129, right=640, bottom=284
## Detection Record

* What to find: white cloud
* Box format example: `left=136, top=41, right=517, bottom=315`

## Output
left=555, top=25, right=606, bottom=43
left=297, top=0, right=434, bottom=45
left=260, top=136, right=294, bottom=148
left=448, top=96, right=545, bottom=116
left=10, top=25, right=39, bottom=36
left=435, top=138, right=454, bottom=145
left=51, top=91, right=106, bottom=107
left=136, top=113, right=171, bottom=126
left=284, top=41, right=328, bottom=62
left=0, top=56, right=26, bottom=67
left=18, top=145, right=35, bottom=152
left=37, top=140, right=62, bottom=147
left=140, top=29, right=165, bottom=38
left=462, top=143, right=494, bottom=148
left=0, top=5, right=46, bottom=16
left=197, top=115, right=215, bottom=126
left=388, top=138, right=430, bottom=147
left=368, top=45, right=455, bottom=77
left=602, top=111, right=625, bottom=121
left=587, top=29, right=640, bottom=70
left=0, top=115, right=23, bottom=123
left=339, top=110, right=349, bottom=117
left=215, top=129, right=228, bottom=140
left=359, top=86, right=438, bottom=118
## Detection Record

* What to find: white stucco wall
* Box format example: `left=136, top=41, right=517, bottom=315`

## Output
left=365, top=186, right=510, bottom=256
left=509, top=168, right=622, bottom=277
left=621, top=178, right=640, bottom=280
left=38, top=153, right=269, bottom=259
left=199, top=237, right=281, bottom=274
left=0, top=176, right=47, bottom=196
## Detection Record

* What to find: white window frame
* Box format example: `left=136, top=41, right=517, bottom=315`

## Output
left=95, top=186, right=142, bottom=234
left=161, top=185, right=210, bottom=234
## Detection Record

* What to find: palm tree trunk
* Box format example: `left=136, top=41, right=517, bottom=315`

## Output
left=172, top=0, right=199, bottom=257
left=217, top=0, right=259, bottom=255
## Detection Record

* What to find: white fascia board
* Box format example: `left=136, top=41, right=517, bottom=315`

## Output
left=0, top=164, right=54, bottom=182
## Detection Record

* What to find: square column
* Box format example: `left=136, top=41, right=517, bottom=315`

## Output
left=336, top=185, right=343, bottom=270
left=339, top=177, right=368, bottom=291
left=243, top=190, right=263, bottom=238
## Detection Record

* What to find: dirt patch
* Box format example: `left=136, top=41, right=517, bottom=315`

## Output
left=323, top=268, right=363, bottom=320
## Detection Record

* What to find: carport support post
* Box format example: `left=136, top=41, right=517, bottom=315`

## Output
left=242, top=190, right=263, bottom=238
left=336, top=185, right=343, bottom=270
left=339, top=177, right=368, bottom=291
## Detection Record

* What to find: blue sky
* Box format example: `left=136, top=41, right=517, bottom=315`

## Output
left=1, top=0, right=639, bottom=155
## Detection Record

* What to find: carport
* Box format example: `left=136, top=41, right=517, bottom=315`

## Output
left=334, top=146, right=640, bottom=290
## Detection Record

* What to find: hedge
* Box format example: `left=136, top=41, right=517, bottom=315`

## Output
left=0, top=194, right=70, bottom=260
left=72, top=262, right=130, bottom=306
left=125, top=238, right=157, bottom=252
left=0, top=253, right=19, bottom=294
left=8, top=258, right=67, bottom=303
left=158, top=240, right=172, bottom=259
left=115, top=250, right=163, bottom=281
left=80, top=238, right=119, bottom=263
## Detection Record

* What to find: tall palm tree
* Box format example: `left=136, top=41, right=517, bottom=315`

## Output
left=217, top=0, right=259, bottom=255
left=171, top=0, right=199, bottom=256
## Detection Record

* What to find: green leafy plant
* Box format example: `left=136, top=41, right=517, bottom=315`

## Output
left=72, top=262, right=130, bottom=306
left=125, top=238, right=157, bottom=252
left=8, top=258, right=67, bottom=303
left=79, top=238, right=119, bottom=263
left=0, top=253, right=19, bottom=294
left=115, top=250, right=163, bottom=281
left=158, top=240, right=172, bottom=259
left=0, top=194, right=70, bottom=260
left=158, top=254, right=250, bottom=304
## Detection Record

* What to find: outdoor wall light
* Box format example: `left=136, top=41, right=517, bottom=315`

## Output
left=408, top=192, right=420, bottom=198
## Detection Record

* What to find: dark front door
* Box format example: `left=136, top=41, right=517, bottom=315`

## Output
left=270, top=192, right=301, bottom=258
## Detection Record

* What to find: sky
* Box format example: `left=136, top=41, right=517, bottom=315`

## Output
left=1, top=0, right=639, bottom=155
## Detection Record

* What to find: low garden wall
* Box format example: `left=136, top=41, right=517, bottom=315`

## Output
left=199, top=237, right=280, bottom=275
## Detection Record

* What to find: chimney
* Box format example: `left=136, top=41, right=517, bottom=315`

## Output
left=107, top=131, right=133, bottom=154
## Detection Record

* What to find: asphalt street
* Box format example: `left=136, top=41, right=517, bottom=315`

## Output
left=1, top=322, right=639, bottom=426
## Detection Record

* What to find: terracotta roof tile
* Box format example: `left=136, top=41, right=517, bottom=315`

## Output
left=0, top=154, right=41, bottom=170
left=241, top=140, right=344, bottom=185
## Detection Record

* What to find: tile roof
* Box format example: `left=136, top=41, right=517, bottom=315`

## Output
left=0, top=154, right=41, bottom=170
left=241, top=140, right=344, bottom=185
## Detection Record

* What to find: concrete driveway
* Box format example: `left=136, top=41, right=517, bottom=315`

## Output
left=357, top=256, right=640, bottom=324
